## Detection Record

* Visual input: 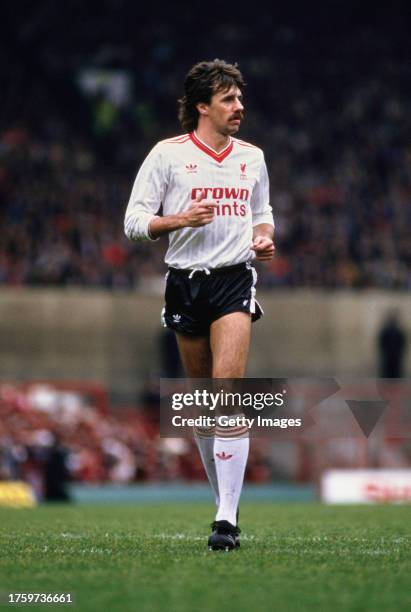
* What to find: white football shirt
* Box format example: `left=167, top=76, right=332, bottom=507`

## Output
left=124, top=131, right=274, bottom=269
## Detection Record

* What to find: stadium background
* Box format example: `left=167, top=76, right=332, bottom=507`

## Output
left=1, top=1, right=410, bottom=503
left=1, top=3, right=410, bottom=611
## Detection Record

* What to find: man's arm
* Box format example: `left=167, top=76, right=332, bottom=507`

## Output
left=251, top=223, right=275, bottom=261
left=249, top=153, right=275, bottom=261
left=148, top=191, right=217, bottom=239
left=124, top=144, right=167, bottom=242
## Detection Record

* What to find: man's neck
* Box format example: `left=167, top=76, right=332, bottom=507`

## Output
left=194, top=126, right=230, bottom=153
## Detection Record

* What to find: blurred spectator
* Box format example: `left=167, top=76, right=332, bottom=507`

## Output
left=43, top=435, right=71, bottom=502
left=377, top=310, right=407, bottom=377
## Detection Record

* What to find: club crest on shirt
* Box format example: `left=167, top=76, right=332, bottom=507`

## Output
left=240, top=163, right=247, bottom=179
left=186, top=163, right=197, bottom=173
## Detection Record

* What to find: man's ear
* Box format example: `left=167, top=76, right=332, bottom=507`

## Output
left=196, top=102, right=209, bottom=116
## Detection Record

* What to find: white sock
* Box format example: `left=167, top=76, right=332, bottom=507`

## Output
left=194, top=431, right=220, bottom=507
left=214, top=436, right=249, bottom=525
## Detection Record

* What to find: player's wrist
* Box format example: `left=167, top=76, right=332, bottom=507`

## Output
left=177, top=212, right=189, bottom=229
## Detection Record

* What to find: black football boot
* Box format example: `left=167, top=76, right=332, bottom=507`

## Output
left=208, top=520, right=237, bottom=551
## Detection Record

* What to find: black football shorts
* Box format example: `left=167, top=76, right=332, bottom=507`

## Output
left=161, top=262, right=263, bottom=336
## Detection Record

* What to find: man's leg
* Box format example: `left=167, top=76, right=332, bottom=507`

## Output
left=175, top=333, right=219, bottom=506
left=210, top=313, right=251, bottom=527
left=210, top=312, right=251, bottom=378
left=175, top=333, right=212, bottom=378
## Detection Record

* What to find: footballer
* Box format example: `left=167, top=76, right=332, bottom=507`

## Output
left=124, top=59, right=275, bottom=550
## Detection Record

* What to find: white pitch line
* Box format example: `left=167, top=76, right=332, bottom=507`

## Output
left=152, top=533, right=256, bottom=541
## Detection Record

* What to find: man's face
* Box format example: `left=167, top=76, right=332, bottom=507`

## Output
left=198, top=85, right=244, bottom=135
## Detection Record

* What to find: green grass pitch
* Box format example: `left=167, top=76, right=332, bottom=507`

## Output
left=0, top=502, right=410, bottom=611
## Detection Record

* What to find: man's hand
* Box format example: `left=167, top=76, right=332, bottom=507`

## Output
left=147, top=191, right=217, bottom=238
left=251, top=235, right=275, bottom=261
left=180, top=190, right=217, bottom=227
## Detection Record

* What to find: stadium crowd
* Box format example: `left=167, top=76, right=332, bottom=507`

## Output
left=1, top=15, right=410, bottom=290
left=0, top=383, right=273, bottom=500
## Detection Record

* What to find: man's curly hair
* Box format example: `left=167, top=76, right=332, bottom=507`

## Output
left=178, top=59, right=245, bottom=133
